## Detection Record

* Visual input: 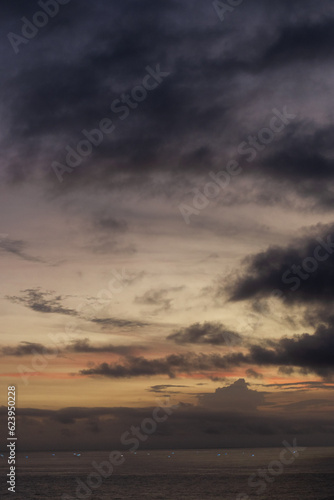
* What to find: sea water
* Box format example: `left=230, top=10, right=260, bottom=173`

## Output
left=0, top=447, right=333, bottom=499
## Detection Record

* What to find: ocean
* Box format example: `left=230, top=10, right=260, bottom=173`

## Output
left=1, top=447, right=334, bottom=499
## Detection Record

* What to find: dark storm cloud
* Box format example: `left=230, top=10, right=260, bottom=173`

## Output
left=243, top=320, right=334, bottom=379
left=249, top=122, right=334, bottom=206
left=225, top=224, right=334, bottom=304
left=1, top=0, right=76, bottom=20
left=6, top=288, right=78, bottom=316
left=2, top=0, right=334, bottom=203
left=186, top=15, right=334, bottom=78
left=167, top=321, right=242, bottom=346
left=261, top=19, right=334, bottom=67
left=0, top=238, right=45, bottom=263
left=2, top=0, right=181, bottom=184
left=212, top=320, right=334, bottom=379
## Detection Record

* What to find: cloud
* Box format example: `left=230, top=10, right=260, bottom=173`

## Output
left=79, top=352, right=243, bottom=379
left=5, top=287, right=149, bottom=331
left=147, top=384, right=189, bottom=393
left=225, top=224, right=334, bottom=304
left=260, top=18, right=334, bottom=68
left=243, top=320, right=334, bottom=379
left=6, top=288, right=78, bottom=316
left=3, top=0, right=334, bottom=454
left=246, top=369, right=263, bottom=379
left=257, top=381, right=334, bottom=390
left=1, top=342, right=57, bottom=357
left=81, top=314, right=334, bottom=380
left=85, top=234, right=136, bottom=255
left=91, top=318, right=148, bottom=329
left=94, top=214, right=128, bottom=233
left=0, top=238, right=45, bottom=263
left=2, top=379, right=334, bottom=450
left=198, top=379, right=267, bottom=412
left=3, top=0, right=334, bottom=210
left=0, top=338, right=143, bottom=357
left=67, top=338, right=144, bottom=356
left=135, top=287, right=184, bottom=313
left=280, top=399, right=334, bottom=411
left=249, top=121, right=334, bottom=207
left=168, top=322, right=242, bottom=346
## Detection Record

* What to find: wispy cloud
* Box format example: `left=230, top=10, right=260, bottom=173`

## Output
left=6, top=288, right=78, bottom=316
left=147, top=384, right=189, bottom=393
left=0, top=238, right=45, bottom=263
left=135, top=286, right=185, bottom=313
left=91, top=318, right=148, bottom=329
left=1, top=338, right=145, bottom=357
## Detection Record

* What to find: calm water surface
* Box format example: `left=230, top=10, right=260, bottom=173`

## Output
left=0, top=447, right=333, bottom=499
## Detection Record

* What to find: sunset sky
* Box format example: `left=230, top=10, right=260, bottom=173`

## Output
left=1, top=0, right=334, bottom=450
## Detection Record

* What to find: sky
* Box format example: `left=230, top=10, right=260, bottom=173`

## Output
left=1, top=0, right=334, bottom=450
